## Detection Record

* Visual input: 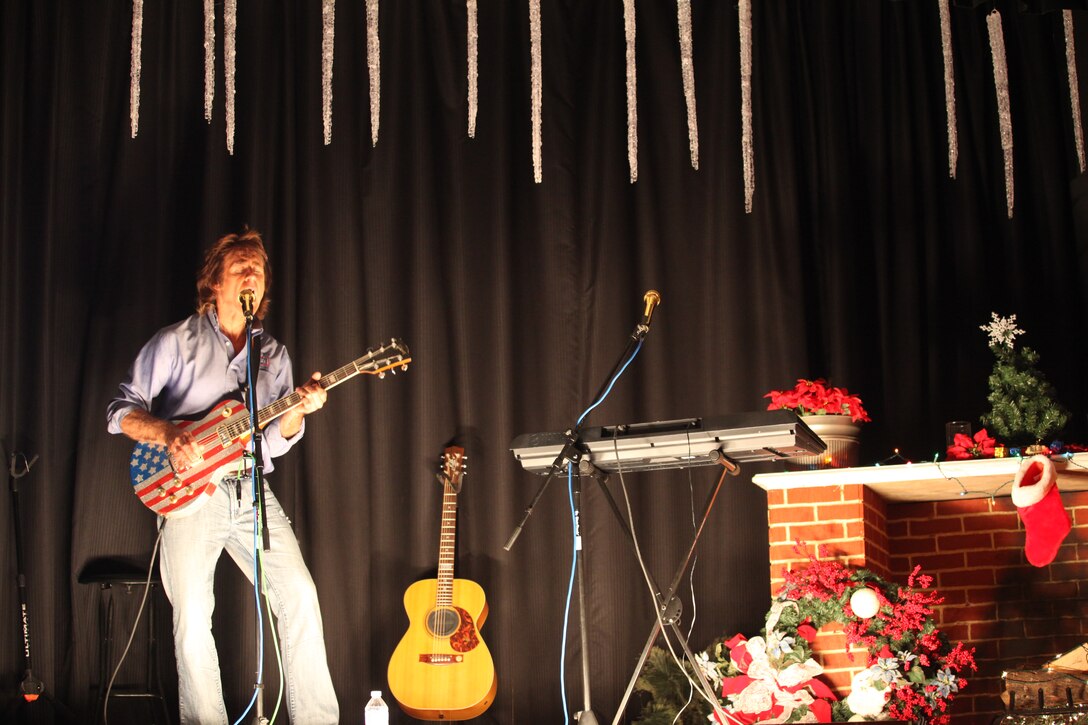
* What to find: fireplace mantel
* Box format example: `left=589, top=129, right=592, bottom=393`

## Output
left=750, top=451, right=1088, bottom=720
left=751, top=452, right=1088, bottom=503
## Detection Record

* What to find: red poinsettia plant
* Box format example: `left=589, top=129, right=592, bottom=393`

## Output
left=764, top=378, right=872, bottom=423
left=946, top=428, right=997, bottom=460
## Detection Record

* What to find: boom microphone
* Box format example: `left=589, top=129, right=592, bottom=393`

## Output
left=632, top=289, right=661, bottom=340
left=641, top=290, right=661, bottom=329
left=239, top=288, right=256, bottom=320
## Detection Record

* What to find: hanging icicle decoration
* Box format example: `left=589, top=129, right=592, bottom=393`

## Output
left=529, top=0, right=543, bottom=183
left=130, top=0, right=143, bottom=138
left=987, top=9, right=1014, bottom=218
left=366, top=0, right=380, bottom=146
left=225, top=0, right=237, bottom=155
left=938, top=0, right=958, bottom=178
left=322, top=0, right=335, bottom=145
left=204, top=0, right=215, bottom=122
left=1064, top=10, right=1085, bottom=173
left=623, top=0, right=637, bottom=182
left=676, top=0, right=698, bottom=170
left=467, top=0, right=479, bottom=138
left=739, top=0, right=753, bottom=211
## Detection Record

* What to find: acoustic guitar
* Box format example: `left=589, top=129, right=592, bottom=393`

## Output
left=387, top=446, right=497, bottom=720
left=128, top=339, right=410, bottom=518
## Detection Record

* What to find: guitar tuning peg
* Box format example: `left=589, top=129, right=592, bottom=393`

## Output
left=378, top=371, right=386, bottom=379
left=400, top=363, right=409, bottom=371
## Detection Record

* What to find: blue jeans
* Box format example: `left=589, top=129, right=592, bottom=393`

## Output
left=159, top=476, right=339, bottom=724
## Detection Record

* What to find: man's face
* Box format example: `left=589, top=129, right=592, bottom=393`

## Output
left=215, top=248, right=266, bottom=314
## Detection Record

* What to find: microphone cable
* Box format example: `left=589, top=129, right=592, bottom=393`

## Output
left=559, top=338, right=643, bottom=722
left=231, top=477, right=266, bottom=725
left=260, top=542, right=287, bottom=724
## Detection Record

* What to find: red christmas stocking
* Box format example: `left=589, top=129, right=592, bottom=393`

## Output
left=1011, top=454, right=1070, bottom=567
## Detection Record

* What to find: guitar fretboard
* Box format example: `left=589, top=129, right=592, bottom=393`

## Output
left=436, top=484, right=458, bottom=606
left=436, top=448, right=465, bottom=607
left=217, top=341, right=407, bottom=442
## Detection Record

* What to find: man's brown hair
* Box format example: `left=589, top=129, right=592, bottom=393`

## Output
left=195, top=228, right=272, bottom=319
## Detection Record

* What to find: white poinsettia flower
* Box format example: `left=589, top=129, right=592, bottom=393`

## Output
left=766, top=631, right=796, bottom=657
left=694, top=651, right=723, bottom=689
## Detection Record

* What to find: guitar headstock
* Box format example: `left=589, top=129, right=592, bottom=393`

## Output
left=355, top=339, right=412, bottom=378
left=440, top=445, right=466, bottom=493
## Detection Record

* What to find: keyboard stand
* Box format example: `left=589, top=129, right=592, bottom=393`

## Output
left=573, top=454, right=736, bottom=725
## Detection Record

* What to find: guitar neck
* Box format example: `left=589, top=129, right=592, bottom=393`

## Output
left=213, top=340, right=409, bottom=445
left=436, top=483, right=458, bottom=605
left=255, top=361, right=360, bottom=428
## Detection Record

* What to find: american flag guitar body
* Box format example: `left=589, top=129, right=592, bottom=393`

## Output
left=129, top=339, right=410, bottom=518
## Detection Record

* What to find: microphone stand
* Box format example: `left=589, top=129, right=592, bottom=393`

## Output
left=243, top=308, right=270, bottom=725
left=504, top=292, right=658, bottom=551
left=4, top=451, right=76, bottom=723
left=505, top=293, right=659, bottom=725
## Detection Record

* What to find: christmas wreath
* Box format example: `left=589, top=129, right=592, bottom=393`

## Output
left=634, top=546, right=977, bottom=724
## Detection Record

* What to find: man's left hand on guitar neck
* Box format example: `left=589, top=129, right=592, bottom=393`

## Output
left=280, top=371, right=327, bottom=439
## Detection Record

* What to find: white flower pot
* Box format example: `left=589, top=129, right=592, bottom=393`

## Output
left=787, top=414, right=862, bottom=470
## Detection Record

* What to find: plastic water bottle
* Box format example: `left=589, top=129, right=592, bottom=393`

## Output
left=364, top=690, right=389, bottom=725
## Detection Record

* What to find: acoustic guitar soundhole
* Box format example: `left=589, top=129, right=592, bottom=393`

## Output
left=427, top=607, right=460, bottom=638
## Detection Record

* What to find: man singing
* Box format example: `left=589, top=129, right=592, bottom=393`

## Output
left=107, top=229, right=339, bottom=724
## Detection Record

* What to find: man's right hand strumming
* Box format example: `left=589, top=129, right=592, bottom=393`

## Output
left=121, top=409, right=203, bottom=470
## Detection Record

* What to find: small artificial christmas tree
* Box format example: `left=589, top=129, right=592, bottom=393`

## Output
left=979, top=313, right=1068, bottom=448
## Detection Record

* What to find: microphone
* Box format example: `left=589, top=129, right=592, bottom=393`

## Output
left=239, top=288, right=256, bottom=320
left=641, top=290, right=661, bottom=328
left=633, top=289, right=661, bottom=340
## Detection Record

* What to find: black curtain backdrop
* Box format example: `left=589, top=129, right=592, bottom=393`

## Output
left=3, top=1, right=1088, bottom=723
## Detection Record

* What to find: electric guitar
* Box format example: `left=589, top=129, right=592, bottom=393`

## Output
left=387, top=446, right=497, bottom=720
left=128, top=339, right=410, bottom=518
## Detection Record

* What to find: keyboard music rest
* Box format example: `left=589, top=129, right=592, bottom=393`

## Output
left=510, top=410, right=826, bottom=474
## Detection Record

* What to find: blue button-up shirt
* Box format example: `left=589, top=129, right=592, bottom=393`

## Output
left=107, top=310, right=303, bottom=473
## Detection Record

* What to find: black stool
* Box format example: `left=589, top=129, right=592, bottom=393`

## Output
left=78, top=558, right=172, bottom=725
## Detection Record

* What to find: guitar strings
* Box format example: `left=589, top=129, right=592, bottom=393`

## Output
left=432, top=452, right=459, bottom=664
left=432, top=466, right=447, bottom=661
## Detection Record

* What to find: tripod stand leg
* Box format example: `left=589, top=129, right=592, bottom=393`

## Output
left=610, top=619, right=664, bottom=725
left=611, top=616, right=728, bottom=725
left=667, top=620, right=730, bottom=721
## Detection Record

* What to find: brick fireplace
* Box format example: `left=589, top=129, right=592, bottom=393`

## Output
left=752, top=455, right=1088, bottom=724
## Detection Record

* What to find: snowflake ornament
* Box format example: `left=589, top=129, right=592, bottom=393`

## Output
left=980, top=312, right=1024, bottom=349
